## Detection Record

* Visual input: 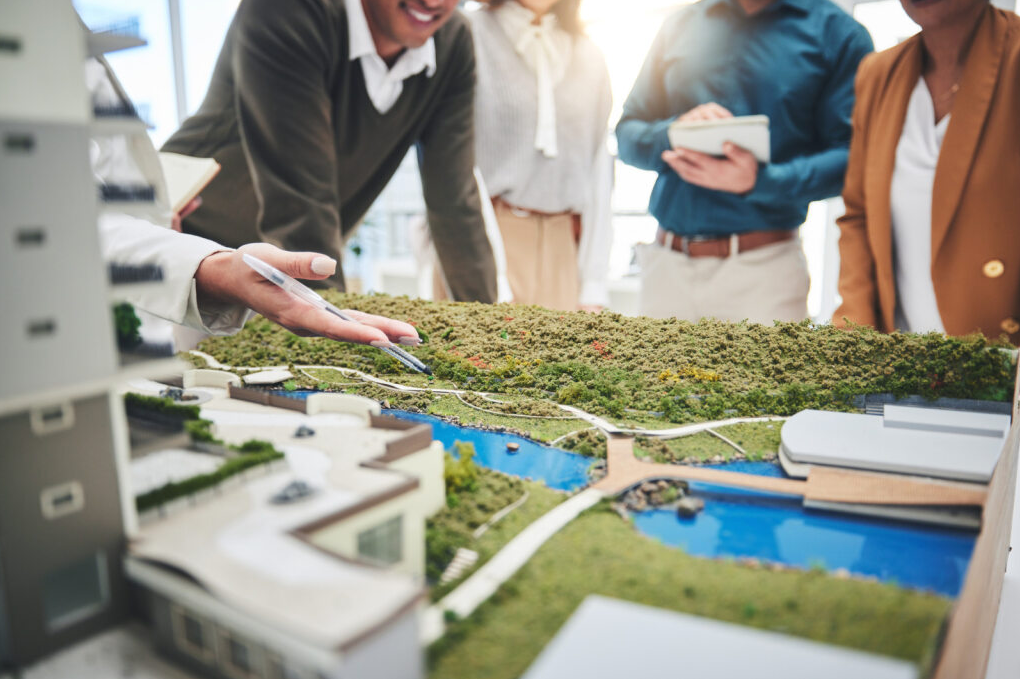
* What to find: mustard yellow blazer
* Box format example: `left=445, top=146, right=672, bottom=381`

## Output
left=834, top=6, right=1020, bottom=344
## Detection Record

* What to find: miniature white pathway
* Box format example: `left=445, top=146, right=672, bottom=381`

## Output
left=189, top=351, right=787, bottom=439
left=557, top=404, right=786, bottom=439
left=420, top=488, right=604, bottom=645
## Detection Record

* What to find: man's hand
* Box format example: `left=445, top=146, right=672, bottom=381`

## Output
left=662, top=142, right=759, bottom=195
left=195, top=243, right=421, bottom=346
left=677, top=102, right=733, bottom=123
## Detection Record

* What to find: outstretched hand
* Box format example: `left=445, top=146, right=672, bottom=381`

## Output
left=194, top=243, right=421, bottom=347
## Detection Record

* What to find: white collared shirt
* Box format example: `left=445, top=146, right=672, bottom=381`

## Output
left=345, top=0, right=436, bottom=113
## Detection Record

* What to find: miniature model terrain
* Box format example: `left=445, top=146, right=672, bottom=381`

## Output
left=187, top=293, right=1018, bottom=676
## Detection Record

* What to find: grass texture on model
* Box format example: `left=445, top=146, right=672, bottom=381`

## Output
left=197, top=292, right=1016, bottom=423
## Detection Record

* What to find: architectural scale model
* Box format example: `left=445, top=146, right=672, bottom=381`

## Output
left=190, top=292, right=1019, bottom=679
left=2, top=1, right=1018, bottom=678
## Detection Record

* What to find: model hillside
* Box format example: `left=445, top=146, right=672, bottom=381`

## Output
left=196, top=293, right=1016, bottom=423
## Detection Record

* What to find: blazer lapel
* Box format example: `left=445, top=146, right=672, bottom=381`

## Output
left=865, top=38, right=921, bottom=331
left=931, top=7, right=1008, bottom=260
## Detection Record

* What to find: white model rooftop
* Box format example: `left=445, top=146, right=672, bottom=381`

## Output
left=522, top=596, right=917, bottom=679
left=781, top=405, right=1010, bottom=482
left=128, top=461, right=421, bottom=652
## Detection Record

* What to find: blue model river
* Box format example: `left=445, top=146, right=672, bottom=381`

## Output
left=382, top=410, right=593, bottom=492
left=280, top=392, right=976, bottom=595
left=387, top=410, right=976, bottom=596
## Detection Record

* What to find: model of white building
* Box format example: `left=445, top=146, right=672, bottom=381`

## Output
left=126, top=378, right=444, bottom=679
left=0, top=0, right=177, bottom=668
left=0, top=3, right=446, bottom=677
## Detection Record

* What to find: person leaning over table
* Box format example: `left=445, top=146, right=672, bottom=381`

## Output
left=833, top=0, right=1020, bottom=345
left=161, top=0, right=497, bottom=303
left=88, top=52, right=418, bottom=348
left=615, top=0, right=873, bottom=324
left=463, top=0, right=613, bottom=312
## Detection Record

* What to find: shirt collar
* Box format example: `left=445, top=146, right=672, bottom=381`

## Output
left=344, top=0, right=436, bottom=77
left=493, top=0, right=559, bottom=36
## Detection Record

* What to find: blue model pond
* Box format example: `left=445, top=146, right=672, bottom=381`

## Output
left=278, top=392, right=592, bottom=492
left=631, top=491, right=975, bottom=597
left=382, top=409, right=593, bottom=492
left=278, top=392, right=975, bottom=595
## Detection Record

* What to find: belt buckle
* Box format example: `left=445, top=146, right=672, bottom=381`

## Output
left=682, top=235, right=713, bottom=256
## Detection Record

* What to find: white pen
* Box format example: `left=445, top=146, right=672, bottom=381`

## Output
left=242, top=254, right=431, bottom=375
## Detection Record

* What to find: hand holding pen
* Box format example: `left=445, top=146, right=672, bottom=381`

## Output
left=236, top=247, right=430, bottom=374
left=194, top=244, right=426, bottom=365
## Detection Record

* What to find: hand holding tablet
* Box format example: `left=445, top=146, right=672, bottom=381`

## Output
left=668, top=114, right=771, bottom=164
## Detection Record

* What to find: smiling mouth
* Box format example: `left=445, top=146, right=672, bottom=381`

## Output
left=401, top=2, right=438, bottom=25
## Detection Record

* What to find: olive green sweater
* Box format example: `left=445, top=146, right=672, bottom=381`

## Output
left=162, top=0, right=496, bottom=302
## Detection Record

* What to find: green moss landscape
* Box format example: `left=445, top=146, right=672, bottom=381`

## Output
left=198, top=294, right=1016, bottom=425
left=427, top=504, right=951, bottom=679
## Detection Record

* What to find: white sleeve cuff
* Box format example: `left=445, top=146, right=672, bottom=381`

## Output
left=183, top=279, right=255, bottom=336
left=99, top=211, right=251, bottom=333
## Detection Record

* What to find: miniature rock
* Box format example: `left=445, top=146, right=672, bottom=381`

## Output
left=676, top=497, right=705, bottom=518
left=506, top=442, right=520, bottom=453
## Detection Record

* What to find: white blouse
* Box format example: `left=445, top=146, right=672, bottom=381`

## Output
left=890, top=77, right=950, bottom=334
left=468, top=6, right=614, bottom=306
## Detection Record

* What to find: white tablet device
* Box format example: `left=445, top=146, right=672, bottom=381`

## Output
left=667, top=114, right=771, bottom=163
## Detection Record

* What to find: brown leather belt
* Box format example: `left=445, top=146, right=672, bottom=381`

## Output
left=656, top=227, right=795, bottom=258
left=493, top=196, right=582, bottom=245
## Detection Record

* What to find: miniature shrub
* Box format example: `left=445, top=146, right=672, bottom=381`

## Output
left=135, top=445, right=283, bottom=512
left=231, top=439, right=277, bottom=455
left=445, top=442, right=480, bottom=494
left=555, top=383, right=592, bottom=405
left=124, top=393, right=200, bottom=420
left=184, top=418, right=220, bottom=444
left=560, top=429, right=606, bottom=458
left=113, top=302, right=142, bottom=349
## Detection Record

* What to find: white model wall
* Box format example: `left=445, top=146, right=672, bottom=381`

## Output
left=387, top=441, right=446, bottom=518
left=335, top=606, right=422, bottom=679
left=310, top=493, right=426, bottom=579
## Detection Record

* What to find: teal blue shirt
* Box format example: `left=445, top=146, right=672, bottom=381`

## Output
left=616, top=0, right=873, bottom=236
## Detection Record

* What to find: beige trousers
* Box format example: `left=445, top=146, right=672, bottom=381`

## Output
left=636, top=237, right=810, bottom=323
left=437, top=201, right=580, bottom=310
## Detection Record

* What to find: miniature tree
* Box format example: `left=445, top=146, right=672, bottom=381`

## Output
left=113, top=302, right=142, bottom=349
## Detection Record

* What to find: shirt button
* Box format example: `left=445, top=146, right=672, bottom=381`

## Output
left=1002, top=318, right=1020, bottom=334
left=983, top=259, right=1005, bottom=278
